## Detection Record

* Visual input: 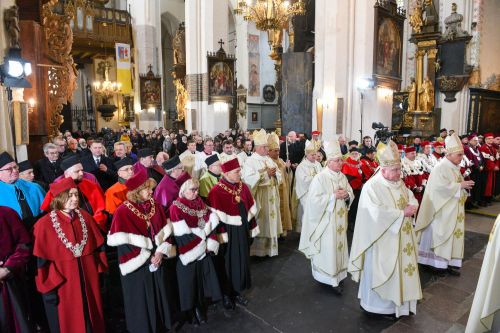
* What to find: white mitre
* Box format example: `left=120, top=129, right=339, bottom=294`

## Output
left=445, top=133, right=464, bottom=154
left=324, top=140, right=342, bottom=160
left=376, top=140, right=401, bottom=167
left=253, top=129, right=268, bottom=146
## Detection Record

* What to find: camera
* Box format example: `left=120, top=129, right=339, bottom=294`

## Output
left=372, top=122, right=394, bottom=144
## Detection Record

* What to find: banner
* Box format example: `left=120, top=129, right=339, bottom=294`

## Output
left=115, top=43, right=132, bottom=94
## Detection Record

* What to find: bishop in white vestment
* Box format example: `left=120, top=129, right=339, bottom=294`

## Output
left=415, top=133, right=475, bottom=274
left=242, top=129, right=283, bottom=257
left=294, top=140, right=323, bottom=232
left=299, top=140, right=353, bottom=293
left=349, top=140, right=422, bottom=317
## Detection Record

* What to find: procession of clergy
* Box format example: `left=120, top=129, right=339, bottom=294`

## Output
left=0, top=128, right=499, bottom=333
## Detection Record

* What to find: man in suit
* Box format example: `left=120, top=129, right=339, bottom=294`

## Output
left=81, top=139, right=117, bottom=191
left=34, top=143, right=64, bottom=185
left=279, top=131, right=304, bottom=171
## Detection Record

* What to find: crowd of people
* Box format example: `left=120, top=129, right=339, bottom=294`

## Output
left=0, top=125, right=498, bottom=332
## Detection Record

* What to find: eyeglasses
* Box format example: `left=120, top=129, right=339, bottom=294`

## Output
left=47, top=151, right=59, bottom=155
left=189, top=187, right=199, bottom=192
left=0, top=165, right=19, bottom=173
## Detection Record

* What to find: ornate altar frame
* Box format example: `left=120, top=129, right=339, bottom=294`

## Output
left=207, top=40, right=236, bottom=104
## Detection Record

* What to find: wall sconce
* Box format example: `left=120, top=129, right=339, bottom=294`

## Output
left=27, top=98, right=36, bottom=113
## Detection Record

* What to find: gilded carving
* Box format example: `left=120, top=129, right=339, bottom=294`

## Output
left=407, top=77, right=417, bottom=112
left=419, top=76, right=434, bottom=112
left=409, top=1, right=424, bottom=33
left=173, top=79, right=188, bottom=121
left=43, top=0, right=78, bottom=138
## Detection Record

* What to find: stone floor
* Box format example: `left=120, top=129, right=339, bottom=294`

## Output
left=104, top=203, right=499, bottom=333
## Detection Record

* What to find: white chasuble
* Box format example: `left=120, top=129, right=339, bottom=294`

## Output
left=294, top=159, right=323, bottom=232
left=299, top=168, right=354, bottom=287
left=349, top=172, right=422, bottom=317
left=242, top=153, right=282, bottom=257
left=415, top=158, right=467, bottom=268
left=465, top=215, right=500, bottom=333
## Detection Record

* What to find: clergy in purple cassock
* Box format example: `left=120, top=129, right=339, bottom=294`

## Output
left=154, top=155, right=191, bottom=216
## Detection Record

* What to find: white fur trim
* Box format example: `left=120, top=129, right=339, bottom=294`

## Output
left=212, top=208, right=243, bottom=226
left=250, top=225, right=260, bottom=238
left=156, top=242, right=177, bottom=257
left=107, top=232, right=153, bottom=250
left=247, top=203, right=258, bottom=221
left=119, top=248, right=151, bottom=276
left=154, top=222, right=173, bottom=246
left=172, top=219, right=192, bottom=236
left=206, top=237, right=220, bottom=255
left=204, top=211, right=220, bottom=235
left=179, top=240, right=206, bottom=266
left=218, top=232, right=228, bottom=243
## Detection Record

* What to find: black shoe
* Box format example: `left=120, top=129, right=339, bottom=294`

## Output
left=235, top=295, right=249, bottom=306
left=194, top=307, right=207, bottom=324
left=332, top=286, right=343, bottom=295
left=447, top=267, right=461, bottom=276
left=433, top=268, right=447, bottom=277
left=222, top=295, right=235, bottom=310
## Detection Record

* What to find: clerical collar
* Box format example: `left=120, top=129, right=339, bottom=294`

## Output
left=245, top=151, right=252, bottom=156
left=208, top=170, right=221, bottom=179
left=204, top=151, right=212, bottom=155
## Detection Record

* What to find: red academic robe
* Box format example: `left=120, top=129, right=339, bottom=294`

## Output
left=360, top=157, right=379, bottom=182
left=0, top=207, right=32, bottom=333
left=479, top=144, right=498, bottom=197
left=34, top=209, right=108, bottom=333
left=40, top=179, right=108, bottom=231
left=105, top=181, right=128, bottom=215
left=342, top=157, right=363, bottom=190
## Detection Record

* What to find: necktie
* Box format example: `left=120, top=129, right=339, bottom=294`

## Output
left=96, top=158, right=100, bottom=166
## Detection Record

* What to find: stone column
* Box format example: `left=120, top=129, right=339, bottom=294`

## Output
left=185, top=0, right=230, bottom=136
left=129, top=0, right=163, bottom=131
left=469, top=0, right=483, bottom=86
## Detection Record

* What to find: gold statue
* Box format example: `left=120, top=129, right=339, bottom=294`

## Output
left=174, top=79, right=188, bottom=121
left=407, top=77, right=417, bottom=112
left=419, top=76, right=434, bottom=112
left=409, top=1, right=424, bottom=34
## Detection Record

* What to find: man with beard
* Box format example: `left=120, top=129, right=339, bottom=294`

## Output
left=40, top=155, right=108, bottom=232
left=207, top=158, right=259, bottom=309
left=237, top=139, right=253, bottom=167
left=219, top=140, right=237, bottom=163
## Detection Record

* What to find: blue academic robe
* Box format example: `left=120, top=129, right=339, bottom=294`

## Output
left=0, top=179, right=45, bottom=218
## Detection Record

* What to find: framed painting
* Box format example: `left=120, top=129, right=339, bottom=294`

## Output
left=207, top=42, right=236, bottom=103
left=373, top=0, right=406, bottom=90
left=139, top=65, right=162, bottom=110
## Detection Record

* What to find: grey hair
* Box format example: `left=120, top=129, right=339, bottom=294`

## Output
left=43, top=143, right=57, bottom=154
left=178, top=179, right=200, bottom=198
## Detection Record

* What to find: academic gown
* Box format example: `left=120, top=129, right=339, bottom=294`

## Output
left=104, top=180, right=128, bottom=215
left=342, top=157, right=363, bottom=232
left=0, top=179, right=45, bottom=230
left=40, top=179, right=108, bottom=232
left=170, top=197, right=222, bottom=311
left=0, top=207, right=33, bottom=333
left=154, top=172, right=191, bottom=217
left=207, top=178, right=259, bottom=294
left=415, top=158, right=468, bottom=269
left=299, top=169, right=354, bottom=287
left=479, top=144, right=498, bottom=199
left=34, top=209, right=108, bottom=333
left=107, top=199, right=176, bottom=333
left=199, top=171, right=220, bottom=199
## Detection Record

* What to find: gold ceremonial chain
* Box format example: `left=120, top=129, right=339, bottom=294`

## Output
left=217, top=181, right=243, bottom=203
left=123, top=198, right=156, bottom=227
left=172, top=200, right=208, bottom=229
left=50, top=209, right=88, bottom=258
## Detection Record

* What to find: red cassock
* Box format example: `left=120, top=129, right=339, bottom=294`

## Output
left=40, top=179, right=108, bottom=231
left=342, top=157, right=363, bottom=190
left=479, top=144, right=498, bottom=197
left=360, top=157, right=379, bottom=182
left=403, top=173, right=424, bottom=203
left=33, top=209, right=108, bottom=333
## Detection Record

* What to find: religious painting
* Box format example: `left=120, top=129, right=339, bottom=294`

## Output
left=207, top=43, right=236, bottom=103
left=252, top=112, right=258, bottom=122
left=373, top=1, right=406, bottom=90
left=139, top=66, right=162, bottom=109
left=248, top=34, right=260, bottom=97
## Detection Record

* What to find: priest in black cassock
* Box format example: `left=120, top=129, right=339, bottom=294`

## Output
left=207, top=158, right=259, bottom=309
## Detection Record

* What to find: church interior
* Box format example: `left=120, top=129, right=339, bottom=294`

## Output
left=0, top=0, right=499, bottom=332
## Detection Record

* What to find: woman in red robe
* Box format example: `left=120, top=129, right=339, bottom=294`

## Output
left=34, top=177, right=108, bottom=333
left=107, top=167, right=176, bottom=333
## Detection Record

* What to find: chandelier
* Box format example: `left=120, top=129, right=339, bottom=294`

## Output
left=234, top=0, right=305, bottom=31
left=93, top=61, right=121, bottom=97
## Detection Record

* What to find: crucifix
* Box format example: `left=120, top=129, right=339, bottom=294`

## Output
left=147, top=64, right=153, bottom=73
left=218, top=38, right=225, bottom=49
